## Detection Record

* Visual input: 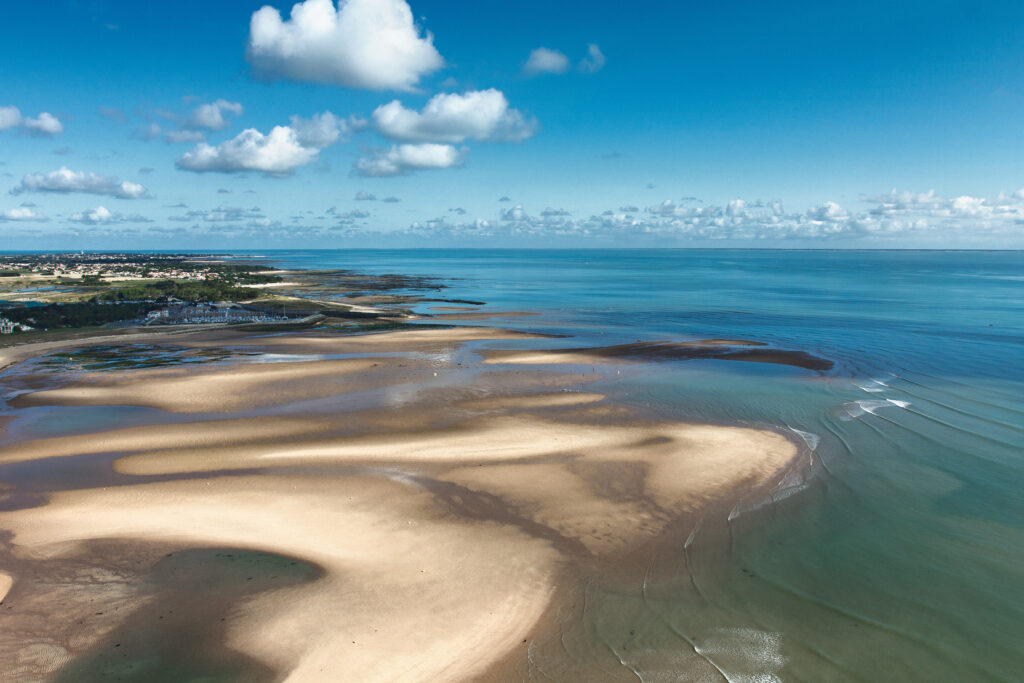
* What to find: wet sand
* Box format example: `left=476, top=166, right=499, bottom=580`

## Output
left=0, top=324, right=803, bottom=682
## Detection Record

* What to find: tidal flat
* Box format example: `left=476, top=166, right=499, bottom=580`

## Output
left=0, top=324, right=804, bottom=682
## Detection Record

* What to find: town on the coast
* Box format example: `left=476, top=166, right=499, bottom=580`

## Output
left=0, top=253, right=445, bottom=336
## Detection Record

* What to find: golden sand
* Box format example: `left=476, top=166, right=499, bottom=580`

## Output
left=0, top=324, right=798, bottom=682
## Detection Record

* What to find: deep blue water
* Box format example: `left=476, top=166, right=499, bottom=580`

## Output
left=261, top=249, right=1024, bottom=681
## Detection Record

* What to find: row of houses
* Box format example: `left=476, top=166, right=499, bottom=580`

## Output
left=143, top=302, right=290, bottom=326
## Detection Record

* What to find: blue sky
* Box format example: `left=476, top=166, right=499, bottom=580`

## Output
left=2, top=0, right=1024, bottom=248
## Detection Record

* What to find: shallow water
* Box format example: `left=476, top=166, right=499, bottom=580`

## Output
left=255, top=249, right=1024, bottom=682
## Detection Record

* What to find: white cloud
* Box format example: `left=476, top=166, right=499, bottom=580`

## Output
left=499, top=204, right=525, bottom=221
left=185, top=99, right=243, bottom=131
left=355, top=191, right=376, bottom=201
left=372, top=89, right=536, bottom=143
left=0, top=207, right=45, bottom=222
left=354, top=143, right=464, bottom=177
left=247, top=0, right=444, bottom=91
left=578, top=44, right=606, bottom=74
left=22, top=112, right=65, bottom=137
left=290, top=111, right=364, bottom=147
left=176, top=112, right=346, bottom=175
left=69, top=206, right=153, bottom=224
left=398, top=188, right=1024, bottom=243
left=11, top=167, right=149, bottom=199
left=0, top=107, right=64, bottom=137
left=523, top=47, right=569, bottom=76
left=0, top=106, right=23, bottom=130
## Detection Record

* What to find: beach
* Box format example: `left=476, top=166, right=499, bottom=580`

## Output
left=0, top=322, right=800, bottom=682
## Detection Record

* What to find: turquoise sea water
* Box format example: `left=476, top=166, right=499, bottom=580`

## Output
left=259, top=249, right=1022, bottom=682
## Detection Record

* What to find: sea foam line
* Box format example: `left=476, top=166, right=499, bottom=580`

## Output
left=839, top=398, right=910, bottom=420
left=727, top=427, right=818, bottom=521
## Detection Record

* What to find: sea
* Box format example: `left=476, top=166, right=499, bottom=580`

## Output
left=256, top=249, right=1023, bottom=682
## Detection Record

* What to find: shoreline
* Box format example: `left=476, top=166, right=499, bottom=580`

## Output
left=0, top=320, right=809, bottom=682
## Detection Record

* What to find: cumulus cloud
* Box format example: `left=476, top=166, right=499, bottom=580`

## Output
left=619, top=205, right=639, bottom=213
left=523, top=47, right=569, bottom=76
left=355, top=191, right=377, bottom=201
left=176, top=112, right=346, bottom=175
left=185, top=99, right=243, bottom=131
left=353, top=143, right=464, bottom=177
left=578, top=44, right=606, bottom=74
left=372, top=89, right=536, bottom=144
left=861, top=188, right=1024, bottom=228
left=381, top=195, right=401, bottom=203
left=290, top=111, right=364, bottom=147
left=22, top=112, right=64, bottom=137
left=247, top=0, right=444, bottom=91
left=0, top=107, right=64, bottom=137
left=11, top=167, right=149, bottom=199
left=394, top=188, right=1024, bottom=244
left=499, top=204, right=525, bottom=221
left=0, top=106, right=22, bottom=130
left=0, top=207, right=45, bottom=222
left=69, top=206, right=153, bottom=224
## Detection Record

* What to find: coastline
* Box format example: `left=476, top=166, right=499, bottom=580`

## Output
left=0, top=318, right=807, bottom=682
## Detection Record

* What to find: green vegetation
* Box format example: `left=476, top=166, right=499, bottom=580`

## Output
left=4, top=302, right=155, bottom=330
left=95, top=280, right=258, bottom=304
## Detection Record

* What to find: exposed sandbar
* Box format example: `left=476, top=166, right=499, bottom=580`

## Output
left=0, top=324, right=803, bottom=682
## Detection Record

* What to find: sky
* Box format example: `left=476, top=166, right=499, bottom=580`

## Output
left=2, top=0, right=1024, bottom=249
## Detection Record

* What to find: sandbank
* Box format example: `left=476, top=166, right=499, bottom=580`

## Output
left=0, top=323, right=804, bottom=682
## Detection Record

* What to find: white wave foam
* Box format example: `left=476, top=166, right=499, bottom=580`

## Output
left=853, top=373, right=896, bottom=393
left=728, top=428, right=816, bottom=521
left=840, top=398, right=910, bottom=420
left=787, top=426, right=820, bottom=452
